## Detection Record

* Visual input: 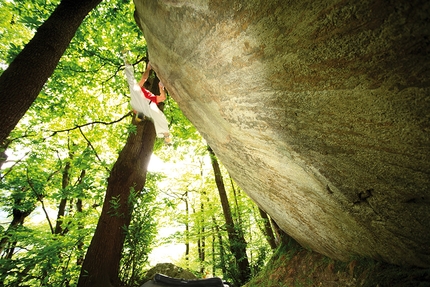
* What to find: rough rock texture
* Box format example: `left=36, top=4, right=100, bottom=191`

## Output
left=134, top=0, right=430, bottom=267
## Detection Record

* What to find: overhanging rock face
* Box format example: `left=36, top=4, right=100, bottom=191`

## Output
left=134, top=0, right=430, bottom=267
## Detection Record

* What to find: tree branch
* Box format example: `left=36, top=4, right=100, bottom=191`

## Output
left=26, top=168, right=55, bottom=234
left=0, top=151, right=31, bottom=181
left=47, top=112, right=132, bottom=135
left=78, top=127, right=110, bottom=173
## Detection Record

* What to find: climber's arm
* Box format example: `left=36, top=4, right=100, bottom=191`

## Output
left=138, top=62, right=151, bottom=87
left=158, top=81, right=167, bottom=102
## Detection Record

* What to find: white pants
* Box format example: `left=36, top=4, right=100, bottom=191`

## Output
left=124, top=64, right=170, bottom=138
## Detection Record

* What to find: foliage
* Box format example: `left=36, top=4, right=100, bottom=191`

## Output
left=0, top=224, right=90, bottom=286
left=119, top=175, right=160, bottom=287
left=0, top=0, right=159, bottom=286
left=152, top=139, right=272, bottom=286
left=0, top=0, right=58, bottom=68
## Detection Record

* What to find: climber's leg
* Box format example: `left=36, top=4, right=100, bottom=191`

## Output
left=147, top=102, right=171, bottom=139
left=123, top=63, right=153, bottom=118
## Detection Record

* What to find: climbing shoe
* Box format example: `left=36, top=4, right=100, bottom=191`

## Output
left=164, top=133, right=172, bottom=145
left=136, top=112, right=144, bottom=122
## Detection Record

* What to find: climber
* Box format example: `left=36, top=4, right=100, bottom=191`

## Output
left=122, top=54, right=171, bottom=144
left=138, top=62, right=167, bottom=104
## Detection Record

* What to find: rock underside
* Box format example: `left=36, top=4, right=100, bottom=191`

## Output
left=133, top=0, right=430, bottom=267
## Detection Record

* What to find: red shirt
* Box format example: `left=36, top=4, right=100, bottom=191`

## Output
left=141, top=87, right=159, bottom=104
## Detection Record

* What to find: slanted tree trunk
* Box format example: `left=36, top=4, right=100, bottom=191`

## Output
left=0, top=139, right=11, bottom=171
left=229, top=176, right=242, bottom=226
left=77, top=117, right=156, bottom=287
left=207, top=146, right=251, bottom=285
left=270, top=218, right=300, bottom=249
left=0, top=205, right=32, bottom=258
left=0, top=0, right=103, bottom=145
left=258, top=208, right=278, bottom=250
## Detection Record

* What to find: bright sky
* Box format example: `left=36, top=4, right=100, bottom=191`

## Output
left=147, top=154, right=186, bottom=265
left=148, top=225, right=186, bottom=265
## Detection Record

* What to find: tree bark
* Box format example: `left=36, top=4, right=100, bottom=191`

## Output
left=184, top=191, right=190, bottom=266
left=207, top=146, right=251, bottom=285
left=197, top=202, right=206, bottom=274
left=76, top=195, right=85, bottom=266
left=77, top=118, right=156, bottom=287
left=270, top=218, right=300, bottom=249
left=0, top=0, right=103, bottom=145
left=258, top=208, right=278, bottom=250
left=212, top=216, right=227, bottom=278
left=229, top=176, right=242, bottom=226
left=54, top=149, right=72, bottom=235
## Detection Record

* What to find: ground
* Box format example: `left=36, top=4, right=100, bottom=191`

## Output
left=245, top=241, right=430, bottom=287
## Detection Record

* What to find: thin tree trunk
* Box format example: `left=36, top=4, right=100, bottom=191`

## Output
left=1, top=166, right=62, bottom=257
left=270, top=218, right=301, bottom=249
left=185, top=191, right=190, bottom=266
left=258, top=208, right=278, bottom=250
left=211, top=228, right=216, bottom=276
left=207, top=146, right=251, bottom=285
left=0, top=139, right=10, bottom=171
left=0, top=207, right=32, bottom=258
left=55, top=148, right=73, bottom=235
left=198, top=202, right=206, bottom=274
left=229, top=176, right=242, bottom=226
left=0, top=0, right=103, bottom=145
left=76, top=196, right=84, bottom=266
left=212, top=216, right=227, bottom=278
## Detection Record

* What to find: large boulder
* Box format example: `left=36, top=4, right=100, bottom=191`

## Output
left=133, top=0, right=430, bottom=267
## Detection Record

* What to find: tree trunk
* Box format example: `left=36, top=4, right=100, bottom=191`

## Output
left=55, top=149, right=72, bottom=235
left=212, top=216, right=227, bottom=278
left=77, top=118, right=156, bottom=287
left=258, top=208, right=278, bottom=250
left=270, top=218, right=301, bottom=249
left=212, top=229, right=216, bottom=276
left=0, top=0, right=103, bottom=145
left=207, top=146, right=251, bottom=285
left=184, top=191, right=190, bottom=266
left=0, top=139, right=11, bottom=171
left=198, top=202, right=206, bottom=274
left=0, top=207, right=32, bottom=258
left=229, top=176, right=242, bottom=226
left=76, top=196, right=85, bottom=266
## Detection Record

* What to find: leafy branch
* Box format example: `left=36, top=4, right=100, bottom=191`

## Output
left=26, top=167, right=59, bottom=234
left=46, top=112, right=132, bottom=136
left=78, top=127, right=110, bottom=173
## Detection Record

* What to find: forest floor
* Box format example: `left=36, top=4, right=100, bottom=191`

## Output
left=244, top=241, right=430, bottom=287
